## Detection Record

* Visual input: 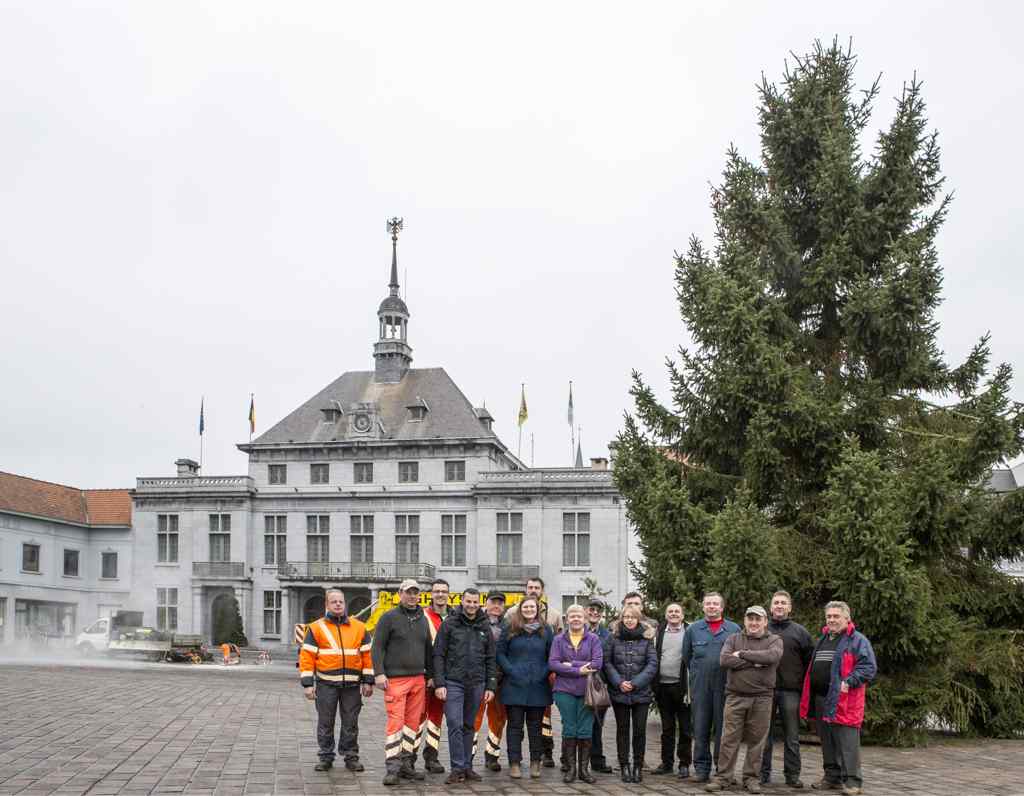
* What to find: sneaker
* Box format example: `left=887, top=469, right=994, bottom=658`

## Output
left=314, top=761, right=332, bottom=772
left=509, top=762, right=521, bottom=779
left=812, top=780, right=843, bottom=791
left=445, top=771, right=465, bottom=784
left=464, top=770, right=482, bottom=781
left=529, top=760, right=541, bottom=778
left=745, top=781, right=763, bottom=794
left=344, top=759, right=364, bottom=772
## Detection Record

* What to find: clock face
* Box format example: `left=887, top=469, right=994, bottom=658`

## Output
left=352, top=414, right=371, bottom=433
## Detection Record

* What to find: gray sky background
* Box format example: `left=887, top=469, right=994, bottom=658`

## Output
left=2, top=2, right=1022, bottom=489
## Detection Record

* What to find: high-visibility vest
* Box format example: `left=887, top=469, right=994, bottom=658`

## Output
left=298, top=616, right=373, bottom=688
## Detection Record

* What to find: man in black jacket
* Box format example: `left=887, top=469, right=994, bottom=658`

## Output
left=760, top=590, right=813, bottom=789
left=433, top=588, right=497, bottom=784
left=371, top=579, right=434, bottom=786
left=652, top=603, right=693, bottom=779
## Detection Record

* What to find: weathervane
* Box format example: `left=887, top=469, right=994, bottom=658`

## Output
left=387, top=216, right=404, bottom=241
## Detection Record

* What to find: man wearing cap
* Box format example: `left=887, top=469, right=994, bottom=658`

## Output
left=705, top=606, right=783, bottom=794
left=371, top=579, right=434, bottom=786
left=585, top=598, right=613, bottom=774
left=419, top=578, right=452, bottom=774
left=472, top=592, right=509, bottom=772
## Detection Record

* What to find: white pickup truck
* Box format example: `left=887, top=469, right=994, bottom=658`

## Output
left=76, top=611, right=204, bottom=661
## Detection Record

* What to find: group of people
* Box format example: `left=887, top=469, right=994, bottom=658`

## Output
left=298, top=578, right=877, bottom=795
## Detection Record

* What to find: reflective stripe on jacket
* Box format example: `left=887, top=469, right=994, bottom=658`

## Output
left=299, top=614, right=373, bottom=688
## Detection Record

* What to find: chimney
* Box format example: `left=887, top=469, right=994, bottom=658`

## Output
left=590, top=457, right=609, bottom=471
left=175, top=458, right=200, bottom=477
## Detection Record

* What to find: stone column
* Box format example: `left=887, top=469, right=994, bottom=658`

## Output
left=191, top=584, right=203, bottom=638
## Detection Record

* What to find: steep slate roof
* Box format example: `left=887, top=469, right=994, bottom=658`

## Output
left=0, top=471, right=131, bottom=526
left=251, top=368, right=499, bottom=446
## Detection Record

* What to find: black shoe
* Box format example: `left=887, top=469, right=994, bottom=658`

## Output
left=484, top=756, right=501, bottom=772
left=382, top=772, right=400, bottom=786
left=679, top=766, right=691, bottom=779
left=653, top=763, right=673, bottom=775
left=425, top=759, right=446, bottom=774
left=464, top=770, right=482, bottom=781
left=345, top=759, right=364, bottom=772
left=633, top=763, right=644, bottom=783
left=444, top=771, right=465, bottom=785
left=621, top=763, right=631, bottom=783
left=542, top=751, right=555, bottom=768
left=399, top=763, right=425, bottom=781
left=592, top=760, right=613, bottom=774
left=787, top=780, right=805, bottom=789
left=314, top=761, right=333, bottom=772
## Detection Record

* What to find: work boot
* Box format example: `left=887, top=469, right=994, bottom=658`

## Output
left=314, top=760, right=332, bottom=772
left=529, top=760, right=541, bottom=778
left=577, top=740, right=596, bottom=784
left=382, top=759, right=402, bottom=786
left=484, top=753, right=501, bottom=772
left=464, top=770, right=482, bottom=782
left=423, top=747, right=446, bottom=774
left=444, top=771, right=465, bottom=784
left=344, top=758, right=364, bottom=772
left=399, top=755, right=425, bottom=781
left=509, top=762, right=521, bottom=779
left=561, top=739, right=577, bottom=783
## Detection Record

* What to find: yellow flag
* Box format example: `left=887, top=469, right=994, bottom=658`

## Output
left=517, top=384, right=528, bottom=427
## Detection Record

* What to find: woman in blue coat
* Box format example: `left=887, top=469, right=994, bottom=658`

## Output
left=604, top=605, right=658, bottom=783
left=496, top=596, right=553, bottom=780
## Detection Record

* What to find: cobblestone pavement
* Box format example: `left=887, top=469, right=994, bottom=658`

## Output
left=0, top=663, right=1021, bottom=796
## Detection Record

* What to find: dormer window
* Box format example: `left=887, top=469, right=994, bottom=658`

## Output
left=407, top=397, right=430, bottom=422
left=321, top=407, right=341, bottom=423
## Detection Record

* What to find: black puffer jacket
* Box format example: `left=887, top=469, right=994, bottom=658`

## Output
left=433, top=607, right=498, bottom=691
left=603, top=624, right=658, bottom=705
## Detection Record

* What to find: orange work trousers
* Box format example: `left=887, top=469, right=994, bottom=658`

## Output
left=384, top=675, right=426, bottom=762
left=473, top=695, right=507, bottom=760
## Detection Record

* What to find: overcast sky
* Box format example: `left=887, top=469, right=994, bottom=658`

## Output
left=2, top=2, right=1022, bottom=489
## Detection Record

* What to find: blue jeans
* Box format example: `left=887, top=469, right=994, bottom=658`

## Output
left=691, top=687, right=726, bottom=777
left=761, top=689, right=802, bottom=783
left=443, top=681, right=485, bottom=772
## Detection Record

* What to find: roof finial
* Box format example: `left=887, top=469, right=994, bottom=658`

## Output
left=386, top=217, right=403, bottom=296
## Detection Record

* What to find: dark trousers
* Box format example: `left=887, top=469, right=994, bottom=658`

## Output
left=315, top=684, right=362, bottom=762
left=611, top=702, right=650, bottom=766
left=691, top=687, right=726, bottom=777
left=814, top=696, right=863, bottom=788
left=505, top=705, right=545, bottom=763
left=443, top=681, right=485, bottom=772
left=591, top=707, right=609, bottom=765
left=654, top=683, right=692, bottom=768
left=761, top=689, right=802, bottom=782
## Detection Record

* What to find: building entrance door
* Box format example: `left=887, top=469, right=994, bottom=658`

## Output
left=303, top=594, right=325, bottom=624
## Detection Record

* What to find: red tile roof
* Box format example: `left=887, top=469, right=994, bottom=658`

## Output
left=0, top=471, right=131, bottom=526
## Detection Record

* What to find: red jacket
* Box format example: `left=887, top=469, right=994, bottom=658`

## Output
left=799, top=621, right=877, bottom=729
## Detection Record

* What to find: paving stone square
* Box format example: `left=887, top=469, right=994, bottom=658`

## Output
left=0, top=662, right=1021, bottom=796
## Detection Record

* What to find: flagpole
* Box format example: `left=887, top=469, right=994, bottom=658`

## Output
left=199, top=396, right=205, bottom=473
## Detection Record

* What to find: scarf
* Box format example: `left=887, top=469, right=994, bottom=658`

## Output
left=523, top=621, right=542, bottom=634
left=619, top=623, right=645, bottom=641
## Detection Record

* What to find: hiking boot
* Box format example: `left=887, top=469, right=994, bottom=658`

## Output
left=423, top=751, right=446, bottom=774
left=445, top=771, right=465, bottom=784
left=314, top=760, right=332, bottom=772
left=344, top=759, right=364, bottom=772
left=529, top=760, right=541, bottom=778
left=464, top=770, right=482, bottom=782
left=509, top=762, right=521, bottom=779
left=812, top=780, right=843, bottom=791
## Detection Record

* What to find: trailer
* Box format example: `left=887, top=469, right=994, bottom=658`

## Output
left=76, top=611, right=208, bottom=662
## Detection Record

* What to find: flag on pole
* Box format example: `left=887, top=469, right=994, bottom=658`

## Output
left=517, top=384, right=528, bottom=427
left=248, top=394, right=255, bottom=435
left=568, top=381, right=574, bottom=426
left=199, top=397, right=205, bottom=436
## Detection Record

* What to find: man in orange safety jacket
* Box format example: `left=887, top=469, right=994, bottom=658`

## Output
left=300, top=588, right=374, bottom=772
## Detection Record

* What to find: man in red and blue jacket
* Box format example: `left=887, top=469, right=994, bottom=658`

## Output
left=799, top=601, right=876, bottom=796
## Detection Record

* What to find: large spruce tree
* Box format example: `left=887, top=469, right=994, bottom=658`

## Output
left=614, top=40, right=1024, bottom=743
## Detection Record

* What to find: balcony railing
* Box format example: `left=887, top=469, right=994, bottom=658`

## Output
left=276, top=561, right=436, bottom=582
left=193, top=561, right=247, bottom=578
left=477, top=564, right=541, bottom=583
